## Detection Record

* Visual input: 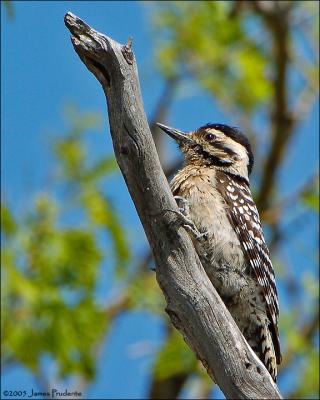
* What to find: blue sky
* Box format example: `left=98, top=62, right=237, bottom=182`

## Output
left=1, top=1, right=318, bottom=399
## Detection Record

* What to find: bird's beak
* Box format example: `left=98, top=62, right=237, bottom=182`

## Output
left=156, top=123, right=194, bottom=145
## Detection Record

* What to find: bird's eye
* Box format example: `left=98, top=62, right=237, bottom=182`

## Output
left=204, top=133, right=216, bottom=142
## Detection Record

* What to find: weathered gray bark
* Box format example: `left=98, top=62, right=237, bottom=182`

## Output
left=64, top=12, right=282, bottom=400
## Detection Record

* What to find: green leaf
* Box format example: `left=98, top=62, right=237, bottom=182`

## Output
left=1, top=106, right=130, bottom=382
left=55, top=137, right=86, bottom=179
left=153, top=330, right=197, bottom=380
left=302, top=178, right=319, bottom=212
left=289, top=349, right=319, bottom=399
left=152, top=1, right=272, bottom=113
left=127, top=272, right=164, bottom=313
left=82, top=189, right=130, bottom=277
left=1, top=205, right=17, bottom=236
left=81, top=156, right=118, bottom=183
left=64, top=103, right=102, bottom=134
left=3, top=0, right=14, bottom=19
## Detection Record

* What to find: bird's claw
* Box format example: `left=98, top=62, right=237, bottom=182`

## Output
left=173, top=196, right=208, bottom=243
left=174, top=196, right=190, bottom=217
left=183, top=223, right=208, bottom=243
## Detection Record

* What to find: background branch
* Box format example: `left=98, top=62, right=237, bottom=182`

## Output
left=251, top=1, right=295, bottom=212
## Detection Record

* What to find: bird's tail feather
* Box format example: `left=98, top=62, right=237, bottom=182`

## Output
left=247, top=324, right=277, bottom=381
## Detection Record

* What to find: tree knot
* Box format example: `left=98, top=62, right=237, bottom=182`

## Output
left=122, top=36, right=134, bottom=65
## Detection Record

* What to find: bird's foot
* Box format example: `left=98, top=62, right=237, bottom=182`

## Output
left=183, top=222, right=208, bottom=243
left=174, top=196, right=190, bottom=217
left=171, top=196, right=208, bottom=243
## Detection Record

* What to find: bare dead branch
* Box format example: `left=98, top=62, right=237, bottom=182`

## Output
left=64, top=12, right=282, bottom=399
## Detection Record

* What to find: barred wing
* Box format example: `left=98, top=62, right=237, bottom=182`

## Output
left=216, top=172, right=281, bottom=364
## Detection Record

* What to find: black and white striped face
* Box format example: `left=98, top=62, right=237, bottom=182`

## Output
left=157, top=123, right=254, bottom=178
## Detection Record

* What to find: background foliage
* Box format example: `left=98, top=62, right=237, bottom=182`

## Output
left=2, top=1, right=319, bottom=399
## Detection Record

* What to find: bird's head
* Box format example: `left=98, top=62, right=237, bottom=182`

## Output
left=157, top=122, right=254, bottom=179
